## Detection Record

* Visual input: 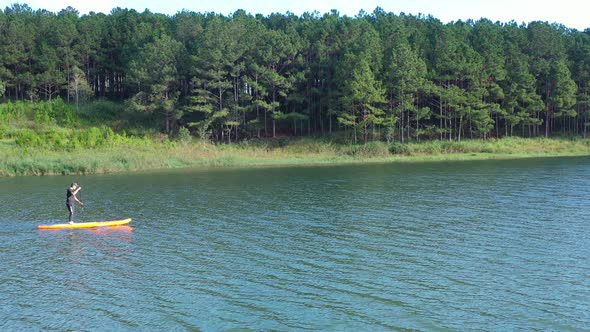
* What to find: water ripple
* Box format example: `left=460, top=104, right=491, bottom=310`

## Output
left=1, top=158, right=590, bottom=330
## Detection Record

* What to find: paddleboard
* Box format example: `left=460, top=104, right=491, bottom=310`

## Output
left=38, top=218, right=131, bottom=230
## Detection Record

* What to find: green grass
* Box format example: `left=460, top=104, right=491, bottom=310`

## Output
left=0, top=99, right=590, bottom=176
left=2, top=100, right=590, bottom=176
left=399, top=137, right=590, bottom=157
left=2, top=135, right=590, bottom=176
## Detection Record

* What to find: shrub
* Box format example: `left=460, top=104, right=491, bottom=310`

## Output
left=389, top=142, right=410, bottom=155
left=44, top=128, right=69, bottom=150
left=51, top=98, right=77, bottom=126
left=282, top=138, right=336, bottom=154
left=0, top=124, right=8, bottom=139
left=0, top=101, right=26, bottom=122
left=15, top=129, right=44, bottom=148
left=277, top=138, right=289, bottom=147
left=176, top=126, right=192, bottom=145
left=71, top=126, right=123, bottom=149
left=341, top=141, right=390, bottom=158
left=80, top=99, right=125, bottom=122
left=234, top=138, right=270, bottom=150
left=29, top=98, right=77, bottom=126
left=33, top=102, right=52, bottom=124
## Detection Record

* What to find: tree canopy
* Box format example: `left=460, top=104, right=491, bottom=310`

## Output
left=1, top=4, right=589, bottom=141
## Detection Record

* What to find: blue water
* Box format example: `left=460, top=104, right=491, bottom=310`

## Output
left=1, top=157, right=589, bottom=330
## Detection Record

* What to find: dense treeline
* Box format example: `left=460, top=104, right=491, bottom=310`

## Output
left=1, top=4, right=590, bottom=143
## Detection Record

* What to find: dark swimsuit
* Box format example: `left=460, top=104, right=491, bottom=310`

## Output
left=66, top=189, right=75, bottom=218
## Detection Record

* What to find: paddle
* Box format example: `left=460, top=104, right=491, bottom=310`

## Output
left=73, top=184, right=84, bottom=222
left=79, top=186, right=85, bottom=214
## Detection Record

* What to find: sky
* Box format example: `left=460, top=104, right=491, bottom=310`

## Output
left=4, top=0, right=588, bottom=31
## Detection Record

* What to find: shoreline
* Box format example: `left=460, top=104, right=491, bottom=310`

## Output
left=2, top=137, right=590, bottom=177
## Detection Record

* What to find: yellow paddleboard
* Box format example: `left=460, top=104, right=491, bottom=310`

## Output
left=38, top=218, right=132, bottom=230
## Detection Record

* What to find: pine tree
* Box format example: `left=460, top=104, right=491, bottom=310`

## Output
left=128, top=34, right=183, bottom=133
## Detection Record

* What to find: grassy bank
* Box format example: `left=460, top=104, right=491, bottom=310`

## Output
left=2, top=135, right=590, bottom=176
left=2, top=99, right=589, bottom=176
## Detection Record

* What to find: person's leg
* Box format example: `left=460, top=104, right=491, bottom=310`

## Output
left=67, top=204, right=74, bottom=223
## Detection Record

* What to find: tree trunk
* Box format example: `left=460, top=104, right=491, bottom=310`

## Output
left=407, top=108, right=411, bottom=143
left=257, top=107, right=261, bottom=138
left=439, top=90, right=443, bottom=140
left=458, top=115, right=463, bottom=142
left=255, top=74, right=261, bottom=138
left=496, top=112, right=499, bottom=138
left=449, top=115, right=452, bottom=141
left=363, top=107, right=368, bottom=144
left=416, top=116, right=419, bottom=141
left=399, top=108, right=405, bottom=144
left=505, top=118, right=509, bottom=137
left=545, top=107, right=549, bottom=137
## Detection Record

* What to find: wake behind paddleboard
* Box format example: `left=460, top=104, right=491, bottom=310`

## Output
left=38, top=218, right=131, bottom=230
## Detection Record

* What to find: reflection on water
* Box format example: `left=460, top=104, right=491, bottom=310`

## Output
left=41, top=226, right=134, bottom=258
left=1, top=157, right=590, bottom=330
left=85, top=225, right=133, bottom=237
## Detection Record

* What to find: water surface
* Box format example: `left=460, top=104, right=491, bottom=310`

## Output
left=1, top=158, right=589, bottom=330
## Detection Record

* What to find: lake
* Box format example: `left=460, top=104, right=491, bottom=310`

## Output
left=1, top=157, right=589, bottom=331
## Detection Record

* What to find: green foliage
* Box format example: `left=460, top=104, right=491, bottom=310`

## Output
left=0, top=7, right=589, bottom=143
left=14, top=129, right=44, bottom=148
left=0, top=124, right=8, bottom=139
left=43, top=128, right=69, bottom=150
left=76, top=127, right=107, bottom=148
left=11, top=125, right=138, bottom=150
left=176, top=126, right=192, bottom=144
left=79, top=99, right=126, bottom=122
left=276, top=138, right=290, bottom=147
left=389, top=142, right=410, bottom=155
left=2, top=130, right=590, bottom=176
left=337, top=52, right=386, bottom=143
left=281, top=138, right=336, bottom=154
left=0, top=99, right=76, bottom=125
left=68, top=67, right=94, bottom=110
left=128, top=34, right=184, bottom=133
left=340, top=142, right=391, bottom=158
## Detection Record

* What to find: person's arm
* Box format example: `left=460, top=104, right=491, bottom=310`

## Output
left=73, top=187, right=84, bottom=206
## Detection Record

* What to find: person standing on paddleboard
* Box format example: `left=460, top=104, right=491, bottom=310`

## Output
left=66, top=182, right=84, bottom=224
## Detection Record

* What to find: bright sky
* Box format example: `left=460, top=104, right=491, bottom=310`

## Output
left=4, top=0, right=588, bottom=30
